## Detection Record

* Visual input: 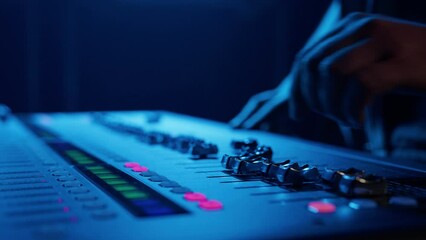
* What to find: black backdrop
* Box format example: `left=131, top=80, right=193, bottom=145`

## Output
left=0, top=0, right=329, bottom=121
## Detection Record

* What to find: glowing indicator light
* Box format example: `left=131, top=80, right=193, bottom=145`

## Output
left=97, top=174, right=119, bottom=180
left=90, top=169, right=111, bottom=174
left=63, top=206, right=70, bottom=212
left=124, top=162, right=140, bottom=168
left=86, top=166, right=105, bottom=171
left=308, top=201, right=336, bottom=214
left=105, top=179, right=128, bottom=185
left=75, top=160, right=95, bottom=164
left=113, top=185, right=138, bottom=192
left=122, top=191, right=148, bottom=199
left=184, top=192, right=207, bottom=202
left=199, top=200, right=223, bottom=211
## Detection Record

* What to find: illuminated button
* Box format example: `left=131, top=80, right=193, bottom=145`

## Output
left=349, top=199, right=378, bottom=209
left=122, top=191, right=148, bottom=199
left=184, top=192, right=207, bottom=202
left=171, top=187, right=192, bottom=194
left=132, top=166, right=149, bottom=172
left=113, top=185, right=137, bottom=192
left=199, top=200, right=223, bottom=211
left=308, top=201, right=336, bottom=214
left=104, top=179, right=127, bottom=185
left=389, top=196, right=418, bottom=207
left=97, top=174, right=119, bottom=180
left=124, top=162, right=140, bottom=168
left=89, top=169, right=111, bottom=175
left=86, top=166, right=105, bottom=171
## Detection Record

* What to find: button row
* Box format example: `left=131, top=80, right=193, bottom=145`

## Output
left=124, top=162, right=223, bottom=211
left=50, top=167, right=115, bottom=220
left=125, top=162, right=193, bottom=195
left=184, top=192, right=223, bottom=211
left=309, top=196, right=419, bottom=214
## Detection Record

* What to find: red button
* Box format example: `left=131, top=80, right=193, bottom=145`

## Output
left=131, top=166, right=149, bottom=172
left=308, top=201, right=336, bottom=214
left=124, top=162, right=140, bottom=168
left=184, top=192, right=207, bottom=202
left=199, top=200, right=223, bottom=211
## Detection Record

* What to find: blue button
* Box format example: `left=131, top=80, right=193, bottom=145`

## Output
left=349, top=199, right=378, bottom=209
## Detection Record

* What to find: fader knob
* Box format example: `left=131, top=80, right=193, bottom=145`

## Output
left=231, top=139, right=258, bottom=152
left=190, top=143, right=218, bottom=157
left=233, top=158, right=266, bottom=175
left=339, top=174, right=387, bottom=197
left=322, top=167, right=364, bottom=187
left=276, top=163, right=304, bottom=185
left=253, top=146, right=273, bottom=161
left=221, top=154, right=235, bottom=169
left=302, top=167, right=321, bottom=182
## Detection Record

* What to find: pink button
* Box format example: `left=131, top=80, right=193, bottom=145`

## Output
left=308, top=201, right=336, bottom=214
left=199, top=200, right=223, bottom=211
left=184, top=192, right=207, bottom=202
left=124, top=162, right=140, bottom=168
left=131, top=166, right=149, bottom=172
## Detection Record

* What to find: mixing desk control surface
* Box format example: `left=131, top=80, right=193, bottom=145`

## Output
left=0, top=111, right=425, bottom=240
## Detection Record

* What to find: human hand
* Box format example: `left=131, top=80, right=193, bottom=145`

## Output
left=289, top=13, right=426, bottom=127
left=229, top=75, right=293, bottom=129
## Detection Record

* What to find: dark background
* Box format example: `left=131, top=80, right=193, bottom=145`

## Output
left=0, top=0, right=329, bottom=122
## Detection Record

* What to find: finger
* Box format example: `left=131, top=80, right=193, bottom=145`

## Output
left=357, top=59, right=407, bottom=93
left=229, top=90, right=275, bottom=128
left=289, top=67, right=311, bottom=120
left=317, top=39, right=384, bottom=124
left=297, top=12, right=371, bottom=61
left=327, top=38, right=385, bottom=75
left=340, top=77, right=369, bottom=128
left=242, top=79, right=292, bottom=129
left=297, top=18, right=378, bottom=114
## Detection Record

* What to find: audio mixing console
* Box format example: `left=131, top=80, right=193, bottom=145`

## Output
left=0, top=110, right=425, bottom=240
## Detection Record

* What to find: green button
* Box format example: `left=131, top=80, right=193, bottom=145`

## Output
left=86, top=166, right=105, bottom=171
left=105, top=179, right=127, bottom=185
left=90, top=169, right=111, bottom=174
left=122, top=191, right=148, bottom=199
left=75, top=160, right=95, bottom=165
left=113, top=185, right=137, bottom=192
left=97, top=174, right=119, bottom=180
left=73, top=156, right=91, bottom=161
left=65, top=150, right=83, bottom=156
